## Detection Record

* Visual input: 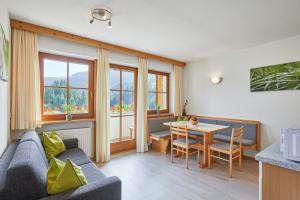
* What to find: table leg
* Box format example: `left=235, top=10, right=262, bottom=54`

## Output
left=200, top=132, right=213, bottom=168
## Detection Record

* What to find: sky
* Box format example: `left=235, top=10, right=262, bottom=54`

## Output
left=44, top=59, right=88, bottom=77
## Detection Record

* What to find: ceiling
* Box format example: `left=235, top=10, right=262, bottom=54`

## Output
left=3, top=0, right=300, bottom=62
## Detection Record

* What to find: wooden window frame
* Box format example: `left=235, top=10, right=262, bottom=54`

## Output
left=109, top=64, right=138, bottom=153
left=147, top=70, right=170, bottom=115
left=39, top=52, right=95, bottom=121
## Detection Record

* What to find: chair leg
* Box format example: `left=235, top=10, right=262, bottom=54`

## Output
left=197, top=147, right=200, bottom=164
left=229, top=154, right=233, bottom=178
left=171, top=143, right=174, bottom=163
left=186, top=148, right=189, bottom=169
left=208, top=148, right=211, bottom=169
left=239, top=151, right=242, bottom=170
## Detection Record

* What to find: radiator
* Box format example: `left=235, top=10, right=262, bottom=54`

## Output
left=55, top=128, right=92, bottom=157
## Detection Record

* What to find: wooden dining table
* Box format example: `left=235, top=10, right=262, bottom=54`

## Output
left=163, top=121, right=230, bottom=168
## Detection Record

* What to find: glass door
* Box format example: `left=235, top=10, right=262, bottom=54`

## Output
left=109, top=64, right=137, bottom=154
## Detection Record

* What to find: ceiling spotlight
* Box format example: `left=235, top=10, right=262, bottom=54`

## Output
left=90, top=6, right=113, bottom=29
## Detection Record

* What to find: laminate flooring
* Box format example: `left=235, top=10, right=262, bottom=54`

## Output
left=97, top=150, right=259, bottom=200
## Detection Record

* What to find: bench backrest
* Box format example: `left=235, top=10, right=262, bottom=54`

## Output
left=196, top=116, right=261, bottom=150
left=148, top=116, right=177, bottom=133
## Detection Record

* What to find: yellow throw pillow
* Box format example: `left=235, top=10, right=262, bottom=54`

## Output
left=47, top=159, right=88, bottom=194
left=47, top=155, right=66, bottom=193
left=177, top=117, right=183, bottom=121
left=183, top=117, right=189, bottom=121
left=43, top=131, right=66, bottom=160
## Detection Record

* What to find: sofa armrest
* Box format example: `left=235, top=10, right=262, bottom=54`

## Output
left=39, top=176, right=121, bottom=200
left=63, top=138, right=79, bottom=149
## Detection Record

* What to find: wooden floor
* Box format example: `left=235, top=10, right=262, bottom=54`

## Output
left=98, top=150, right=259, bottom=200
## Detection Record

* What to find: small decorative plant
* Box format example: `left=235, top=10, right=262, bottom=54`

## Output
left=182, top=99, right=188, bottom=116
left=156, top=104, right=162, bottom=114
left=64, top=105, right=74, bottom=121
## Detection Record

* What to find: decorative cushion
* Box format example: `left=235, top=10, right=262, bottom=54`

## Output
left=150, top=130, right=170, bottom=139
left=210, top=142, right=239, bottom=151
left=183, top=117, right=189, bottom=121
left=188, top=130, right=204, bottom=137
left=173, top=138, right=199, bottom=145
left=47, top=155, right=65, bottom=193
left=43, top=131, right=66, bottom=160
left=47, top=158, right=87, bottom=194
left=177, top=117, right=183, bottom=121
left=213, top=134, right=256, bottom=146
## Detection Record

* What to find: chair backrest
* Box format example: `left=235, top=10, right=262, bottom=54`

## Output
left=170, top=123, right=188, bottom=144
left=230, top=127, right=244, bottom=151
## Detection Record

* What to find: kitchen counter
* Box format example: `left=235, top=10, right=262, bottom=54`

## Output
left=256, top=141, right=300, bottom=200
left=255, top=141, right=300, bottom=172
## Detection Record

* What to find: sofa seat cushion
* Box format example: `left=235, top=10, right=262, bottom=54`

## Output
left=173, top=138, right=199, bottom=145
left=81, top=163, right=106, bottom=183
left=56, top=148, right=91, bottom=166
left=210, top=142, right=239, bottom=151
left=188, top=130, right=204, bottom=137
left=213, top=134, right=256, bottom=146
left=150, top=130, right=170, bottom=139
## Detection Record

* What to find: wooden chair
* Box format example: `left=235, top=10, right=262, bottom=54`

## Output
left=208, top=127, right=244, bottom=177
left=170, top=124, right=203, bottom=169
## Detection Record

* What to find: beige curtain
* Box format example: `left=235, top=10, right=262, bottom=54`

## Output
left=174, top=65, right=183, bottom=116
left=11, top=29, right=41, bottom=130
left=136, top=57, right=148, bottom=152
left=95, top=48, right=110, bottom=163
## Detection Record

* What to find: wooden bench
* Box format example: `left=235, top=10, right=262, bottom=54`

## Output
left=148, top=116, right=177, bottom=154
left=193, top=115, right=261, bottom=152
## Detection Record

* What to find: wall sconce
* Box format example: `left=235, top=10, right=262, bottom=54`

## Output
left=210, top=77, right=223, bottom=84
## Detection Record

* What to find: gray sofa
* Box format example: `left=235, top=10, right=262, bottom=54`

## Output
left=0, top=131, right=121, bottom=200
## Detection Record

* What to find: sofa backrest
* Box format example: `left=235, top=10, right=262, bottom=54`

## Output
left=4, top=140, right=48, bottom=200
left=0, top=140, right=19, bottom=192
left=20, top=131, right=48, bottom=165
left=148, top=116, right=177, bottom=133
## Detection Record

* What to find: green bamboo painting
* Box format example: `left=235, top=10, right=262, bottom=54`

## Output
left=250, top=61, right=300, bottom=92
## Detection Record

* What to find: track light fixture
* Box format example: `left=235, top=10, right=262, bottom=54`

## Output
left=89, top=6, right=113, bottom=29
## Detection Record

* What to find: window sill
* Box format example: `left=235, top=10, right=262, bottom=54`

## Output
left=147, top=113, right=174, bottom=119
left=42, top=118, right=96, bottom=125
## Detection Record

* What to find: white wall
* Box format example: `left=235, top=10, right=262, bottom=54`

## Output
left=0, top=6, right=10, bottom=156
left=184, top=35, right=300, bottom=149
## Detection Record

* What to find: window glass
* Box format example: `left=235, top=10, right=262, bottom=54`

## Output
left=40, top=53, right=93, bottom=119
left=147, top=72, right=169, bottom=112
left=69, top=63, right=89, bottom=88
left=44, top=59, right=67, bottom=87
left=110, top=69, right=120, bottom=90
left=43, top=87, right=67, bottom=115
left=122, top=71, right=134, bottom=91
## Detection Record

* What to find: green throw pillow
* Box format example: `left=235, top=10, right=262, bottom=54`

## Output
left=177, top=117, right=183, bottom=121
left=47, top=158, right=88, bottom=194
left=47, top=155, right=65, bottom=193
left=183, top=117, right=189, bottom=121
left=43, top=131, right=66, bottom=160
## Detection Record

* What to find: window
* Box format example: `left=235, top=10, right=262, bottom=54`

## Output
left=109, top=64, right=137, bottom=153
left=39, top=53, right=94, bottom=121
left=148, top=70, right=169, bottom=114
